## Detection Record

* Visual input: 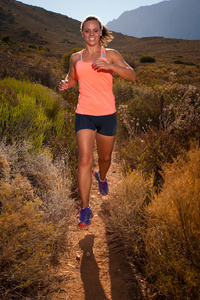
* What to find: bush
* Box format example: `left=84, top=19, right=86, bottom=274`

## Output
left=145, top=146, right=200, bottom=299
left=2, top=36, right=11, bottom=44
left=28, top=44, right=37, bottom=49
left=121, top=128, right=182, bottom=189
left=110, top=170, right=153, bottom=266
left=174, top=59, right=195, bottom=66
left=0, top=50, right=60, bottom=89
left=0, top=141, right=74, bottom=299
left=120, top=84, right=200, bottom=188
left=140, top=56, right=156, bottom=63
left=28, top=61, right=60, bottom=89
left=20, top=29, right=31, bottom=37
left=114, top=83, right=184, bottom=141
left=113, top=79, right=134, bottom=106
left=115, top=83, right=164, bottom=142
left=38, top=45, right=50, bottom=52
left=0, top=78, right=79, bottom=192
left=166, top=85, right=200, bottom=143
left=0, top=78, right=65, bottom=149
left=61, top=48, right=81, bottom=73
left=111, top=146, right=200, bottom=299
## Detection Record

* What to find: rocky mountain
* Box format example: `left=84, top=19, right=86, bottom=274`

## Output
left=106, top=0, right=200, bottom=40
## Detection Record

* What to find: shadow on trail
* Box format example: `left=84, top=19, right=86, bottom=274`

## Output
left=79, top=204, right=144, bottom=300
left=79, top=234, right=108, bottom=300
left=99, top=200, right=144, bottom=300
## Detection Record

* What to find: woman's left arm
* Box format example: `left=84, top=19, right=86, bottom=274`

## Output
left=92, top=49, right=136, bottom=82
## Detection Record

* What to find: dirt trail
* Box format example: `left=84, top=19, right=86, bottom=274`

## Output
left=52, top=145, right=146, bottom=300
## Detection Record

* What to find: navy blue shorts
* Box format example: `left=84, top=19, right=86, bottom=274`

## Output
left=75, top=113, right=117, bottom=136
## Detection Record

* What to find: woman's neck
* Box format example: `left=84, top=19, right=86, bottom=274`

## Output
left=82, top=45, right=102, bottom=62
left=84, top=44, right=102, bottom=54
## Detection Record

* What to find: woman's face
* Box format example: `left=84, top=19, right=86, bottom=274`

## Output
left=81, top=20, right=102, bottom=46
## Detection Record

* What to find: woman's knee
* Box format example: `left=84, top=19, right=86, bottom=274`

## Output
left=78, top=154, right=93, bottom=168
left=99, top=154, right=111, bottom=164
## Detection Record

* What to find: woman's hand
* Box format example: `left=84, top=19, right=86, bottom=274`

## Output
left=92, top=59, right=111, bottom=71
left=59, top=79, right=69, bottom=91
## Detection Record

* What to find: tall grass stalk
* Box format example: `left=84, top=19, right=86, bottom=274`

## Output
left=111, top=170, right=153, bottom=265
left=0, top=141, right=74, bottom=299
left=111, top=146, right=200, bottom=299
left=145, top=146, right=200, bottom=299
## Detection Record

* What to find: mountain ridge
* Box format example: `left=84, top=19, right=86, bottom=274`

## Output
left=107, top=0, right=200, bottom=40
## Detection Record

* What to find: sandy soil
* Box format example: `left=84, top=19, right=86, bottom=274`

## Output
left=52, top=145, right=147, bottom=300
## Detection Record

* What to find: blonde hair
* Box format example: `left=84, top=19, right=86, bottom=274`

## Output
left=80, top=15, right=114, bottom=46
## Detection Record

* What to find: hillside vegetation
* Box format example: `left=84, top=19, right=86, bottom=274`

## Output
left=0, top=1, right=200, bottom=299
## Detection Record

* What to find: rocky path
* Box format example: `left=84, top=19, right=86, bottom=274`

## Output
left=52, top=145, right=146, bottom=300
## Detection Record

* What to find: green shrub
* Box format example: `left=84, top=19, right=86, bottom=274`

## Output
left=0, top=78, right=65, bottom=149
left=61, top=48, right=81, bottom=73
left=38, top=45, right=50, bottom=52
left=28, top=44, right=37, bottom=49
left=0, top=78, right=79, bottom=191
left=2, top=36, right=11, bottom=44
left=174, top=59, right=195, bottom=66
left=140, top=56, right=156, bottom=63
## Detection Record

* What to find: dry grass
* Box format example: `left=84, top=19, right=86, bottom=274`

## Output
left=0, top=46, right=62, bottom=90
left=113, top=80, right=200, bottom=298
left=110, top=170, right=153, bottom=266
left=145, top=146, right=200, bottom=299
left=110, top=146, right=200, bottom=299
left=0, top=141, right=74, bottom=299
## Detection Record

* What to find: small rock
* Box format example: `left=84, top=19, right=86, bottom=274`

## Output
left=76, top=254, right=81, bottom=261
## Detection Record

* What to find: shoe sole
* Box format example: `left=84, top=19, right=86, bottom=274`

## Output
left=79, top=222, right=91, bottom=227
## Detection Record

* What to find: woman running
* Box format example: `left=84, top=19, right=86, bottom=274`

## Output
left=59, top=15, right=136, bottom=227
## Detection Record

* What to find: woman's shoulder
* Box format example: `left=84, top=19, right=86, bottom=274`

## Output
left=105, top=48, right=120, bottom=55
left=105, top=48, right=121, bottom=61
left=71, top=50, right=82, bottom=62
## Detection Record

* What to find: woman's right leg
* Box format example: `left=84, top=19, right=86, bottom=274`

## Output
left=76, top=129, right=96, bottom=208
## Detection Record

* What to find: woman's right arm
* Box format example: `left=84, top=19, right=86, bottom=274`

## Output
left=59, top=53, right=78, bottom=91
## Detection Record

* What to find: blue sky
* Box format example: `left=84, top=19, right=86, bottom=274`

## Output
left=16, top=0, right=167, bottom=25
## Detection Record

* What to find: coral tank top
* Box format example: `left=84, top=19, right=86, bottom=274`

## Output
left=75, top=47, right=116, bottom=116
